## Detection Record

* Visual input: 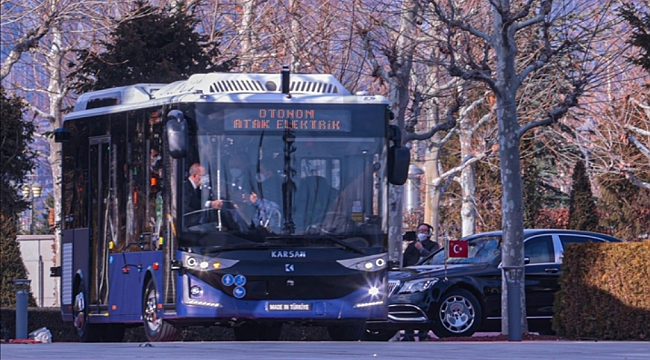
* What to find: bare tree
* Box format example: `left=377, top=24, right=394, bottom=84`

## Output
left=577, top=70, right=650, bottom=191
left=2, top=0, right=138, bottom=305
left=422, top=0, right=630, bottom=336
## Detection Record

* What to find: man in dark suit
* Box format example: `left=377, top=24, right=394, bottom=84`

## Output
left=402, top=223, right=440, bottom=267
left=183, top=163, right=205, bottom=227
left=401, top=223, right=440, bottom=341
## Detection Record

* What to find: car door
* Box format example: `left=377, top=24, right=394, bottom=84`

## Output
left=523, top=235, right=558, bottom=319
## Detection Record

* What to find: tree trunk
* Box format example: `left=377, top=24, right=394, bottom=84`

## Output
left=495, top=79, right=528, bottom=336
left=425, top=141, right=442, bottom=247
left=45, top=23, right=66, bottom=308
left=460, top=116, right=477, bottom=237
left=493, top=7, right=527, bottom=336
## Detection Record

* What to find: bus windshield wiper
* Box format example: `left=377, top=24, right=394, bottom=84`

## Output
left=266, top=235, right=365, bottom=254
left=202, top=242, right=276, bottom=255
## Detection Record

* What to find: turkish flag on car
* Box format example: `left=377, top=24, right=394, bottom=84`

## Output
left=449, top=240, right=468, bottom=258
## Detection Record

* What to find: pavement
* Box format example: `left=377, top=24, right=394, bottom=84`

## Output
left=1, top=340, right=649, bottom=360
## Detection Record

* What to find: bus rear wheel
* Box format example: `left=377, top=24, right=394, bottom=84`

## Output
left=142, top=278, right=179, bottom=342
left=72, top=282, right=101, bottom=342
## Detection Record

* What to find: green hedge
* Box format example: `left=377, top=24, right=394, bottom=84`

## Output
left=553, top=241, right=650, bottom=340
left=0, top=308, right=329, bottom=342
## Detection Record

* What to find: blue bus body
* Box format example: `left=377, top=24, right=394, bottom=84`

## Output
left=54, top=71, right=406, bottom=341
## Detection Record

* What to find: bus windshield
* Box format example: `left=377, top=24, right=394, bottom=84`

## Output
left=178, top=103, right=389, bottom=251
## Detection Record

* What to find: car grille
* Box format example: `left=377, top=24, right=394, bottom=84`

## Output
left=388, top=304, right=428, bottom=322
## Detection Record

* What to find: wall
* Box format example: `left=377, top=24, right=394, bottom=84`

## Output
left=16, top=235, right=58, bottom=307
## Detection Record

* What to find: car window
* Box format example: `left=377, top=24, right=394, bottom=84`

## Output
left=559, top=234, right=606, bottom=249
left=524, top=236, right=554, bottom=264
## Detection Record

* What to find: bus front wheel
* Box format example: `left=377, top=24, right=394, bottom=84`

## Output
left=142, top=278, right=179, bottom=342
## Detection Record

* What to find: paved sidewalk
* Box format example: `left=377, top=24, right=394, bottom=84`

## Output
left=1, top=340, right=649, bottom=360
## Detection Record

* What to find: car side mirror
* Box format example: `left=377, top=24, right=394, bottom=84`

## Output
left=524, top=256, right=530, bottom=265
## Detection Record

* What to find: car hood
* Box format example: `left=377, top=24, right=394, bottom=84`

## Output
left=388, top=263, right=492, bottom=280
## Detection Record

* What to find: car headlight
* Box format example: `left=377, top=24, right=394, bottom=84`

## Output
left=397, top=278, right=439, bottom=294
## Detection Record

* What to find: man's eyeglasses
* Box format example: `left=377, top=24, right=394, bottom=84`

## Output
left=417, top=229, right=429, bottom=234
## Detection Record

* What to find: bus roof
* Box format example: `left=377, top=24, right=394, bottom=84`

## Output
left=153, top=72, right=351, bottom=98
left=66, top=72, right=388, bottom=121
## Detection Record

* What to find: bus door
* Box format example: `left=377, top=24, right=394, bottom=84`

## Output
left=88, top=136, right=112, bottom=312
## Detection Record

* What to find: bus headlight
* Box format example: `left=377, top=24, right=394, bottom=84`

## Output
left=181, top=254, right=240, bottom=270
left=337, top=254, right=387, bottom=272
left=186, top=257, right=198, bottom=267
left=190, top=285, right=203, bottom=297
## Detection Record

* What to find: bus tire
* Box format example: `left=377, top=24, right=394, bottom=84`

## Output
left=72, top=282, right=101, bottom=342
left=327, top=322, right=365, bottom=341
left=142, top=278, right=179, bottom=342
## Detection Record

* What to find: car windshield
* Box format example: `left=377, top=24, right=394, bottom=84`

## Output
left=420, top=236, right=501, bottom=265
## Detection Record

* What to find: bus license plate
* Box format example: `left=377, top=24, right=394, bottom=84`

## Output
left=267, top=302, right=312, bottom=311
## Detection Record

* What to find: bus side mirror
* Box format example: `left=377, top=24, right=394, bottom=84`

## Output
left=54, top=127, right=71, bottom=143
left=387, top=125, right=409, bottom=185
left=166, top=110, right=189, bottom=159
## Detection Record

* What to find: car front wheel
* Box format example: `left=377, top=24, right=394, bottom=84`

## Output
left=431, top=288, right=482, bottom=338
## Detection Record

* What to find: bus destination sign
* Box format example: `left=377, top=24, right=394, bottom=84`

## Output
left=225, top=108, right=351, bottom=132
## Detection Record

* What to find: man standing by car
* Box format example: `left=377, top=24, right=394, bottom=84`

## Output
left=402, top=223, right=439, bottom=267
left=400, top=223, right=440, bottom=341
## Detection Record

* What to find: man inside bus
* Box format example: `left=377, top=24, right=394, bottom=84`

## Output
left=255, top=156, right=283, bottom=206
left=182, top=161, right=249, bottom=231
left=183, top=163, right=206, bottom=227
left=209, top=155, right=282, bottom=229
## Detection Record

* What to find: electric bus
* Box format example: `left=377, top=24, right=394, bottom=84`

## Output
left=52, top=68, right=409, bottom=342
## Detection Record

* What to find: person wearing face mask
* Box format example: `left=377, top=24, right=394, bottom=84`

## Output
left=255, top=157, right=283, bottom=206
left=226, top=154, right=251, bottom=192
left=183, top=163, right=206, bottom=227
left=402, top=223, right=439, bottom=267
left=400, top=223, right=439, bottom=341
left=209, top=155, right=282, bottom=230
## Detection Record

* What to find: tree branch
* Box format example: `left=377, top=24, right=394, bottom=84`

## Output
left=627, top=134, right=650, bottom=161
left=625, top=124, right=650, bottom=137
left=625, top=172, right=650, bottom=191
left=1, top=21, right=54, bottom=80
left=428, top=0, right=492, bottom=44
left=404, top=98, right=462, bottom=142
left=431, top=147, right=494, bottom=188
left=517, top=79, right=585, bottom=139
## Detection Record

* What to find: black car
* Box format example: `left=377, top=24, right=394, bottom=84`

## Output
left=364, top=229, right=622, bottom=341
